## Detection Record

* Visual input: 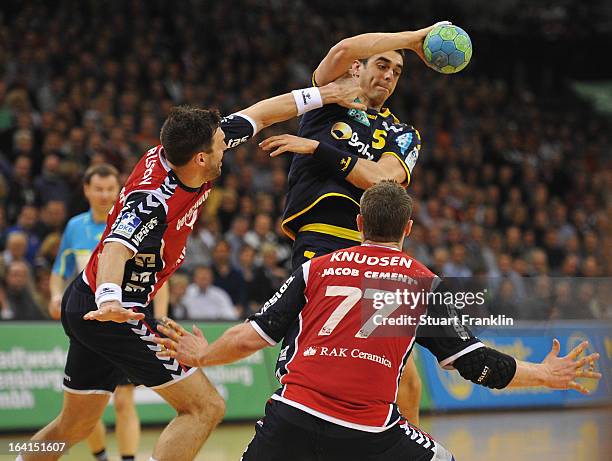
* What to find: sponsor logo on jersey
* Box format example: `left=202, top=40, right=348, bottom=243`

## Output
left=140, top=147, right=158, bottom=185
left=330, top=122, right=352, bottom=140
left=259, top=275, right=295, bottom=313
left=135, top=254, right=156, bottom=268
left=227, top=136, right=249, bottom=148
left=329, top=123, right=374, bottom=159
left=347, top=108, right=370, bottom=126
left=176, top=189, right=211, bottom=231
left=382, top=121, right=405, bottom=133
left=279, top=345, right=290, bottom=361
left=348, top=132, right=373, bottom=160
left=340, top=157, right=352, bottom=172
left=302, top=345, right=393, bottom=368
left=406, top=147, right=419, bottom=172
left=303, top=346, right=317, bottom=357
left=115, top=211, right=142, bottom=238
left=395, top=132, right=413, bottom=155
left=132, top=217, right=158, bottom=245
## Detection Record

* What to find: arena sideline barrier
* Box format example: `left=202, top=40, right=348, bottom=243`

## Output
left=0, top=322, right=282, bottom=430
left=0, top=320, right=609, bottom=431
left=419, top=320, right=612, bottom=410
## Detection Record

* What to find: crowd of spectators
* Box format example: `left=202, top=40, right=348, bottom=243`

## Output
left=0, top=0, right=609, bottom=322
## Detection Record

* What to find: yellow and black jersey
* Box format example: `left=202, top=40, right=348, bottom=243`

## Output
left=281, top=103, right=421, bottom=242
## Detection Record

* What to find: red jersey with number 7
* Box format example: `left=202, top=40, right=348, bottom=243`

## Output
left=248, top=243, right=484, bottom=432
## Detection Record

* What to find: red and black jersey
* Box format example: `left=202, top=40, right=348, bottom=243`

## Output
left=84, top=113, right=257, bottom=307
left=248, top=243, right=483, bottom=432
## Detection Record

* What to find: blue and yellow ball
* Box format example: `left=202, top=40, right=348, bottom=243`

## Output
left=423, top=24, right=472, bottom=74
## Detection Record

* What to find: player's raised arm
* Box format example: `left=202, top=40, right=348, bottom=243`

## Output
left=237, top=77, right=366, bottom=134
left=314, top=21, right=451, bottom=86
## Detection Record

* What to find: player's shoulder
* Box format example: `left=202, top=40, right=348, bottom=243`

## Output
left=124, top=145, right=171, bottom=191
left=407, top=255, right=436, bottom=279
left=65, top=211, right=91, bottom=230
left=377, top=107, right=401, bottom=124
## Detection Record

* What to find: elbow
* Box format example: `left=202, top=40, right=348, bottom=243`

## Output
left=359, top=169, right=387, bottom=189
left=332, top=41, right=350, bottom=60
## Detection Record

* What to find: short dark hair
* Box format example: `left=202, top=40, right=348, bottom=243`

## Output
left=360, top=180, right=413, bottom=242
left=360, top=49, right=405, bottom=65
left=83, top=163, right=120, bottom=185
left=160, top=106, right=221, bottom=166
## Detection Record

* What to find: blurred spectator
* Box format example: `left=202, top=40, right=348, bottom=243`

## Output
left=259, top=243, right=288, bottom=292
left=524, top=275, right=553, bottom=320
left=2, top=231, right=28, bottom=268
left=1, top=261, right=45, bottom=320
left=182, top=266, right=238, bottom=320
left=34, top=200, right=67, bottom=241
left=211, top=240, right=247, bottom=314
left=182, top=216, right=220, bottom=272
left=244, top=213, right=277, bottom=252
left=167, top=272, right=190, bottom=320
left=6, top=155, right=37, bottom=222
left=6, top=205, right=40, bottom=263
left=490, top=279, right=520, bottom=319
left=442, top=244, right=473, bottom=278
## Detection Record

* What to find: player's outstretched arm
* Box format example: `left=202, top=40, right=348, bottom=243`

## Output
left=451, top=338, right=601, bottom=394
left=507, top=339, right=601, bottom=394
left=238, top=77, right=366, bottom=132
left=154, top=318, right=269, bottom=367
left=314, top=21, right=451, bottom=86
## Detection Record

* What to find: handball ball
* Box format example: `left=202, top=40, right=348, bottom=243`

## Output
left=423, top=24, right=472, bottom=74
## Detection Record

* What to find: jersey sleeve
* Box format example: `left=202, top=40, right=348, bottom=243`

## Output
left=52, top=220, right=75, bottom=277
left=416, top=280, right=485, bottom=369
left=221, top=113, right=258, bottom=149
left=247, top=262, right=308, bottom=345
left=380, top=122, right=422, bottom=186
left=104, top=192, right=167, bottom=255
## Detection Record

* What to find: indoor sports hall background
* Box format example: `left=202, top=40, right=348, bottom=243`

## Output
left=0, top=0, right=610, bottom=460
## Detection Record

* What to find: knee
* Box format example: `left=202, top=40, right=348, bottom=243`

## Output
left=56, top=412, right=99, bottom=441
left=186, top=391, right=226, bottom=426
left=402, top=371, right=422, bottom=395
left=113, top=387, right=134, bottom=415
left=203, top=391, right=226, bottom=425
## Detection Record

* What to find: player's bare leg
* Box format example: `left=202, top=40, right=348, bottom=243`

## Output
left=114, top=385, right=140, bottom=459
left=86, top=420, right=108, bottom=460
left=23, top=392, right=111, bottom=461
left=151, top=370, right=225, bottom=461
left=396, top=356, right=422, bottom=425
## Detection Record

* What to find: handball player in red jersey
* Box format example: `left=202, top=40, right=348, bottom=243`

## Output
left=156, top=181, right=601, bottom=461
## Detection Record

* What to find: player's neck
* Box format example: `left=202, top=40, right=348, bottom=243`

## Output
left=362, top=239, right=402, bottom=250
left=91, top=208, right=108, bottom=223
left=362, top=95, right=385, bottom=112
left=170, top=163, right=207, bottom=189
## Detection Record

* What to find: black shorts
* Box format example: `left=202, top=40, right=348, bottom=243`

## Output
left=241, top=399, right=455, bottom=461
left=60, top=276, right=195, bottom=394
left=291, top=231, right=357, bottom=271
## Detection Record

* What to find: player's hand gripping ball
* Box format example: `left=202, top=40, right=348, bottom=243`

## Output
left=423, top=24, right=472, bottom=74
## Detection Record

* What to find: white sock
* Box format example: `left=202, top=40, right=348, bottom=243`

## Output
left=149, top=458, right=158, bottom=461
left=16, top=456, right=24, bottom=461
